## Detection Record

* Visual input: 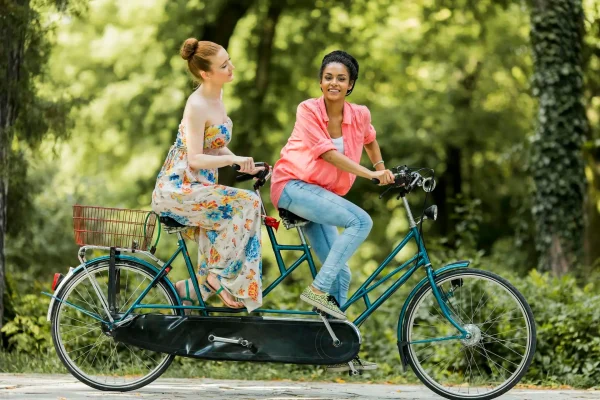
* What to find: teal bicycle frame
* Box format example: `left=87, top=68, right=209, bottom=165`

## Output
left=44, top=191, right=471, bottom=344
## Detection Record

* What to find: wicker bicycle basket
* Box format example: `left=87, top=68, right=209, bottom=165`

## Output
left=73, top=205, right=158, bottom=250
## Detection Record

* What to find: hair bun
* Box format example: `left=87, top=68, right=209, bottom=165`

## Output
left=180, top=38, right=199, bottom=61
left=332, top=50, right=359, bottom=76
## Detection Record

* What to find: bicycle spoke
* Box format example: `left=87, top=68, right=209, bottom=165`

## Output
left=482, top=334, right=527, bottom=353
left=53, top=262, right=175, bottom=389
left=481, top=308, right=518, bottom=329
left=467, top=347, right=486, bottom=389
left=473, top=343, right=514, bottom=378
left=118, top=276, right=148, bottom=313
left=445, top=296, right=470, bottom=325
left=407, top=271, right=534, bottom=398
left=62, top=327, right=101, bottom=344
left=70, top=333, right=105, bottom=363
left=72, top=287, right=99, bottom=317
left=471, top=291, right=490, bottom=323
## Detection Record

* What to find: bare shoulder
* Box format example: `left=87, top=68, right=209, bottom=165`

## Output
left=183, top=92, right=209, bottom=125
left=185, top=92, right=208, bottom=115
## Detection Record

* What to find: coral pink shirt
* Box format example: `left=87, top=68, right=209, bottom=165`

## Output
left=270, top=96, right=376, bottom=209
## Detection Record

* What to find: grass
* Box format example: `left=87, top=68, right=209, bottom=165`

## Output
left=0, top=350, right=415, bottom=383
left=1, top=350, right=598, bottom=390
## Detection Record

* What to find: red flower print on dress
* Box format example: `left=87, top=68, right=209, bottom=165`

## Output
left=248, top=281, right=259, bottom=301
left=209, top=247, right=221, bottom=264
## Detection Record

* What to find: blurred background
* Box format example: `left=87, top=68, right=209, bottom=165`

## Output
left=1, top=0, right=599, bottom=388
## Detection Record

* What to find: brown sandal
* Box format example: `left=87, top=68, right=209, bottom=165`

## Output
left=206, top=277, right=244, bottom=309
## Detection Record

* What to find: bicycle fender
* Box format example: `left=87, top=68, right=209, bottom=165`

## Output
left=396, top=260, right=471, bottom=349
left=46, top=255, right=176, bottom=321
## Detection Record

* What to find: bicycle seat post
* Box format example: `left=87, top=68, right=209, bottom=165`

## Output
left=296, top=226, right=308, bottom=246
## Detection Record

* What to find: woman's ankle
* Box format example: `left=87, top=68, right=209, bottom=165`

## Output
left=310, top=285, right=325, bottom=295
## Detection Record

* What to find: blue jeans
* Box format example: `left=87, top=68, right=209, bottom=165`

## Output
left=278, top=180, right=373, bottom=306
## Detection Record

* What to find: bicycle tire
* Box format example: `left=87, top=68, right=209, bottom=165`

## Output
left=401, top=269, right=536, bottom=400
left=50, top=258, right=180, bottom=391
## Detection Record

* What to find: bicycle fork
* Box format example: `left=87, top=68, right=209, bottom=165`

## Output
left=425, top=266, right=469, bottom=339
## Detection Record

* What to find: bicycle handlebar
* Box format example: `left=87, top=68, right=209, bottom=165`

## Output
left=232, top=162, right=270, bottom=183
left=372, top=166, right=436, bottom=196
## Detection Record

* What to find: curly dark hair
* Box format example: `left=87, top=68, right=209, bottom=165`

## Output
left=319, top=50, right=359, bottom=96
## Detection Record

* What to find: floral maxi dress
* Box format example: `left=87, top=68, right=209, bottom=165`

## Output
left=152, top=118, right=263, bottom=311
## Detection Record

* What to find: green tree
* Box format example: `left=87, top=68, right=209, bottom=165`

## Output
left=582, top=0, right=600, bottom=268
left=0, top=0, right=73, bottom=331
left=529, top=0, right=589, bottom=274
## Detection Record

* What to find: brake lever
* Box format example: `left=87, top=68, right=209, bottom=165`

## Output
left=379, top=186, right=394, bottom=199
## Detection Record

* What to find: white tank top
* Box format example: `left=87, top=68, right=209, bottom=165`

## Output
left=332, top=136, right=344, bottom=154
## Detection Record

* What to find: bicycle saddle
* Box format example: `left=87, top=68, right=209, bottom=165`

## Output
left=278, top=209, right=309, bottom=229
left=159, top=216, right=186, bottom=229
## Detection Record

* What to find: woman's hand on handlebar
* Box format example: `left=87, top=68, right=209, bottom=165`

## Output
left=370, top=169, right=395, bottom=185
left=230, top=156, right=255, bottom=174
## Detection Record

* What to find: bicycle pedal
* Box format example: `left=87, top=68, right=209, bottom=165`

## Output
left=312, top=307, right=325, bottom=316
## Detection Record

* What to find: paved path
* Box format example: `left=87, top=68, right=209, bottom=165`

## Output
left=0, top=374, right=598, bottom=399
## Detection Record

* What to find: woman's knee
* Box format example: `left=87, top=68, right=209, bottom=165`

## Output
left=339, top=265, right=352, bottom=282
left=348, top=208, right=373, bottom=234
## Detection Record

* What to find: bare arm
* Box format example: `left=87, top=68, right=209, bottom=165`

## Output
left=364, top=139, right=386, bottom=171
left=185, top=100, right=258, bottom=172
left=320, top=150, right=394, bottom=185
left=321, top=150, right=374, bottom=179
left=217, top=146, right=235, bottom=157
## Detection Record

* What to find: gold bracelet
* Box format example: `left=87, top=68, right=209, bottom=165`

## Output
left=373, top=160, right=385, bottom=168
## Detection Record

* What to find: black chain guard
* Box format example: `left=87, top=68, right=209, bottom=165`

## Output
left=112, top=314, right=361, bottom=365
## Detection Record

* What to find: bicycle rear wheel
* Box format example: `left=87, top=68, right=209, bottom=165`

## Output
left=50, top=259, right=180, bottom=391
left=402, top=269, right=536, bottom=400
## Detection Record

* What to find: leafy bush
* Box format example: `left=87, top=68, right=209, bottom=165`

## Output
left=1, top=293, right=52, bottom=354
left=2, top=264, right=599, bottom=388
left=520, top=270, right=600, bottom=387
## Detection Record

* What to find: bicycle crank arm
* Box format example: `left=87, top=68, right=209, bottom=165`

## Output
left=314, top=308, right=342, bottom=347
left=208, top=334, right=254, bottom=349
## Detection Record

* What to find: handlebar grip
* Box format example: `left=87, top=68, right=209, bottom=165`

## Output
left=232, top=162, right=266, bottom=171
left=232, top=162, right=269, bottom=182
left=235, top=174, right=255, bottom=182
left=371, top=178, right=380, bottom=184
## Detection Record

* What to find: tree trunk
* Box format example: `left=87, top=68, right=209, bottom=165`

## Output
left=202, top=0, right=255, bottom=49
left=0, top=0, right=30, bottom=331
left=436, top=63, right=481, bottom=244
left=241, top=0, right=284, bottom=149
left=529, top=0, right=588, bottom=274
left=583, top=148, right=600, bottom=267
left=435, top=145, right=462, bottom=242
left=0, top=149, right=7, bottom=332
left=221, top=0, right=284, bottom=187
left=254, top=2, right=283, bottom=106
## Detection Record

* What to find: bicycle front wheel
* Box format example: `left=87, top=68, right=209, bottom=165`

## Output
left=50, top=259, right=180, bottom=391
left=402, top=269, right=536, bottom=400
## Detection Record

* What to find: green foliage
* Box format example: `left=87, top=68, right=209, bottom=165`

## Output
left=3, top=0, right=600, bottom=386
left=529, top=0, right=589, bottom=273
left=1, top=262, right=599, bottom=387
left=518, top=270, right=600, bottom=387
left=0, top=286, right=51, bottom=354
